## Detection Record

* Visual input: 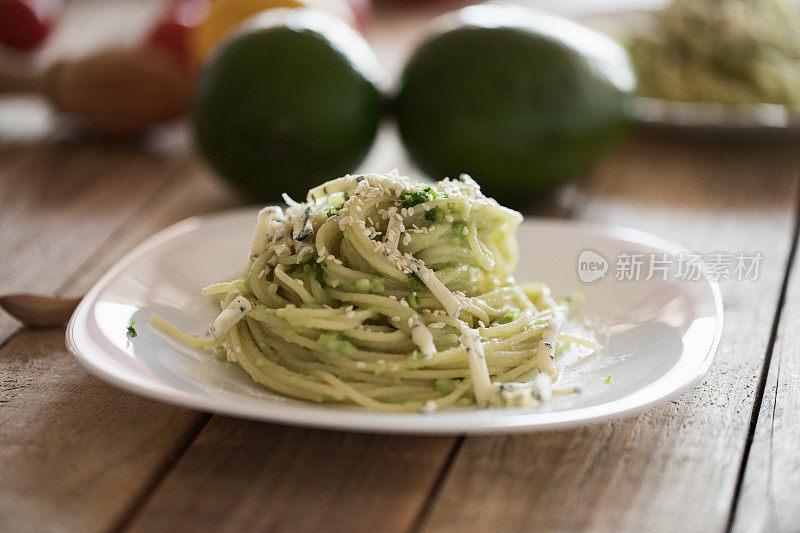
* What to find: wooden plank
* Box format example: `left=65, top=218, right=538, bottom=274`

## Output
left=732, top=202, right=800, bottom=532
left=0, top=146, right=240, bottom=532
left=0, top=328, right=206, bottom=532
left=0, top=142, right=184, bottom=342
left=124, top=417, right=457, bottom=533
left=417, top=136, right=799, bottom=532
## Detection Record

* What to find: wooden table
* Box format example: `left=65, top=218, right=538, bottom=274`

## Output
left=2, top=2, right=799, bottom=532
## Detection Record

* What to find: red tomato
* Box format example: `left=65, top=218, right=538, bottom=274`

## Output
left=144, top=0, right=210, bottom=70
left=0, top=0, right=61, bottom=50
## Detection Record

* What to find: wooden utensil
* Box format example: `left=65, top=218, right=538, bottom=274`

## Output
left=0, top=293, right=81, bottom=327
left=0, top=47, right=192, bottom=135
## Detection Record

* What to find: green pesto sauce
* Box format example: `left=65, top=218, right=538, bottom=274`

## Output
left=317, top=332, right=356, bottom=355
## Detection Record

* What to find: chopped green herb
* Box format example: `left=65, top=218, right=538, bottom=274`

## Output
left=401, top=191, right=428, bottom=208
left=315, top=263, right=325, bottom=283
left=452, top=221, right=468, bottom=240
left=425, top=206, right=440, bottom=222
left=355, top=278, right=371, bottom=292
left=447, top=201, right=456, bottom=210
left=401, top=186, right=442, bottom=208
left=604, top=376, right=613, bottom=384
left=435, top=378, right=456, bottom=393
left=407, top=272, right=424, bottom=287
left=127, top=318, right=137, bottom=338
left=406, top=293, right=420, bottom=310
left=422, top=186, right=441, bottom=199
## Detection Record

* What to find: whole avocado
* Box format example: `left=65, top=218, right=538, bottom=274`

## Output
left=395, top=5, right=636, bottom=205
left=193, top=9, right=384, bottom=201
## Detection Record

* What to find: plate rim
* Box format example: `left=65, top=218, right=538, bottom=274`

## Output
left=66, top=208, right=723, bottom=434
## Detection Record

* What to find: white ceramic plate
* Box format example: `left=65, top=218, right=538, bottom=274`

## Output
left=634, top=97, right=800, bottom=134
left=66, top=209, right=722, bottom=434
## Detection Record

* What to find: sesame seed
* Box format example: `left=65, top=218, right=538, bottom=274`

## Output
left=356, top=361, right=367, bottom=369
left=445, top=215, right=454, bottom=223
left=462, top=226, right=469, bottom=236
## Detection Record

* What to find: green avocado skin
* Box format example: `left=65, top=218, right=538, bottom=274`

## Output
left=193, top=26, right=382, bottom=201
left=396, top=25, right=632, bottom=206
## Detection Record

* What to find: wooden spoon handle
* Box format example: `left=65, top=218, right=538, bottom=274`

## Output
left=0, top=67, right=44, bottom=95
left=0, top=293, right=82, bottom=328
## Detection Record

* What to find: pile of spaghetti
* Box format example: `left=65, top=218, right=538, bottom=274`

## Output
left=153, top=172, right=597, bottom=412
